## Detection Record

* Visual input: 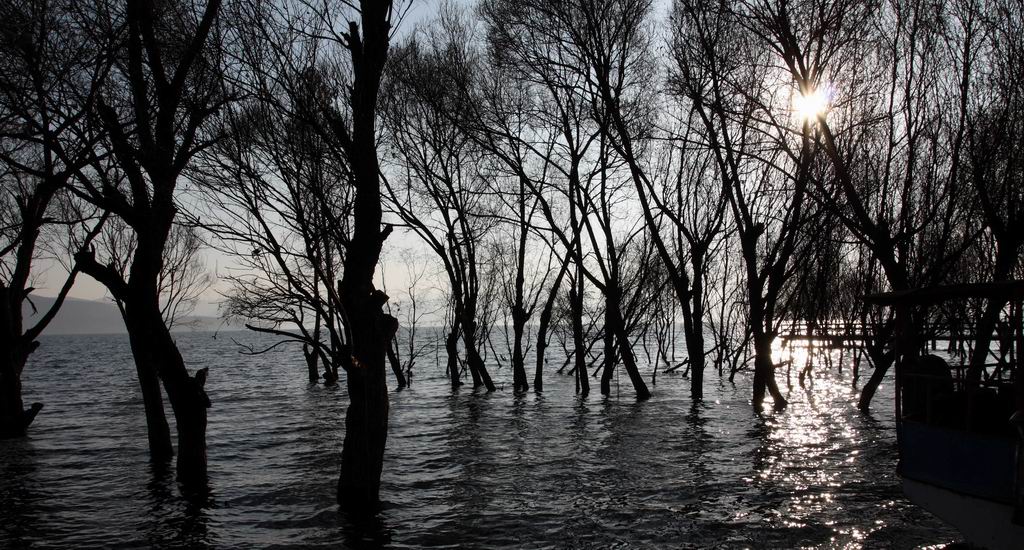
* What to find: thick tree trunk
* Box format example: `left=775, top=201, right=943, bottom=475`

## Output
left=0, top=345, right=39, bottom=439
left=170, top=369, right=210, bottom=487
left=601, top=288, right=651, bottom=400
left=686, top=253, right=707, bottom=402
left=134, top=348, right=174, bottom=461
left=0, top=287, right=38, bottom=439
left=683, top=315, right=705, bottom=402
left=115, top=227, right=208, bottom=479
left=857, top=349, right=894, bottom=412
left=857, top=320, right=898, bottom=411
left=967, top=292, right=1009, bottom=386
left=113, top=288, right=174, bottom=461
left=123, top=295, right=208, bottom=482
left=386, top=337, right=407, bottom=389
left=338, top=362, right=388, bottom=509
left=0, top=355, right=25, bottom=438
left=446, top=324, right=461, bottom=389
left=68, top=0, right=223, bottom=494
left=751, top=332, right=787, bottom=410
left=335, top=1, right=394, bottom=509
left=462, top=317, right=495, bottom=392
left=0, top=179, right=64, bottom=439
left=600, top=297, right=616, bottom=396
left=337, top=291, right=394, bottom=509
left=511, top=311, right=528, bottom=392
left=612, top=314, right=651, bottom=401
left=304, top=345, right=320, bottom=384
left=570, top=279, right=589, bottom=396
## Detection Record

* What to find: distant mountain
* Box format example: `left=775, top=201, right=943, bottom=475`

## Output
left=22, top=295, right=240, bottom=335
left=23, top=295, right=125, bottom=335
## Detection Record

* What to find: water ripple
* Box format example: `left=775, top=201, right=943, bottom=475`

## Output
left=0, top=332, right=959, bottom=548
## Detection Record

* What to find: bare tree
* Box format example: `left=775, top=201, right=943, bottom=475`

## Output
left=195, top=1, right=360, bottom=387
left=741, top=0, right=982, bottom=409
left=71, top=0, right=227, bottom=483
left=471, top=70, right=552, bottom=394
left=482, top=0, right=656, bottom=399
left=666, top=0, right=816, bottom=409
left=327, top=0, right=401, bottom=510
left=0, top=0, right=107, bottom=438
left=649, top=109, right=731, bottom=400
left=201, top=0, right=403, bottom=507
left=382, top=20, right=498, bottom=391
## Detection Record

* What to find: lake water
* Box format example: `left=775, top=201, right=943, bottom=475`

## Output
left=1, top=331, right=959, bottom=548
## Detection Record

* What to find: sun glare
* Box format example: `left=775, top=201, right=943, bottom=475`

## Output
left=793, top=88, right=829, bottom=123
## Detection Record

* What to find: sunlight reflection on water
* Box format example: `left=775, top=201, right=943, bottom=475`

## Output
left=0, top=332, right=960, bottom=548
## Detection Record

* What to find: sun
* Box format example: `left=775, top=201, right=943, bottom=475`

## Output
left=793, top=87, right=829, bottom=123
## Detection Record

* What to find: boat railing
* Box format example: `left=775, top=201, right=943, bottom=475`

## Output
left=900, top=368, right=1017, bottom=436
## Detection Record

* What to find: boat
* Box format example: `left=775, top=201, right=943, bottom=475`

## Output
left=865, top=281, right=1024, bottom=549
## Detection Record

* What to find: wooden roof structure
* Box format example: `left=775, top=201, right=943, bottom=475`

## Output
left=863, top=281, right=1024, bottom=306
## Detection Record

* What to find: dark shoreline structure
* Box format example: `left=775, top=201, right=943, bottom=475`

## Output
left=863, top=281, right=1024, bottom=549
left=2, top=0, right=1024, bottom=543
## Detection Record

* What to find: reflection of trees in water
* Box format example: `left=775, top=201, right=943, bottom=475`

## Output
left=744, top=372, right=906, bottom=547
left=144, top=462, right=215, bottom=549
left=338, top=508, right=393, bottom=549
left=0, top=440, right=43, bottom=546
left=445, top=391, right=486, bottom=513
left=509, top=392, right=531, bottom=460
left=683, top=401, right=713, bottom=500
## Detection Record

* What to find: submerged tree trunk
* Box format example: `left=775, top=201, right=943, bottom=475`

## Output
left=857, top=349, right=895, bottom=412
left=685, top=251, right=707, bottom=402
left=511, top=310, right=528, bottom=392
left=323, top=352, right=340, bottom=386
left=570, top=274, right=589, bottom=396
left=122, top=281, right=209, bottom=481
left=682, top=305, right=705, bottom=402
left=511, top=180, right=530, bottom=393
left=304, top=344, right=320, bottom=384
left=535, top=252, right=570, bottom=392
left=0, top=287, right=36, bottom=439
left=601, top=288, right=651, bottom=400
left=133, top=345, right=174, bottom=461
left=335, top=0, right=394, bottom=510
left=966, top=253, right=1016, bottom=385
left=446, top=323, right=461, bottom=389
left=857, top=320, right=897, bottom=412
left=306, top=312, right=323, bottom=384
left=110, top=294, right=175, bottom=460
left=967, top=301, right=1002, bottom=385
left=337, top=289, right=395, bottom=509
left=613, top=317, right=651, bottom=401
left=534, top=317, right=550, bottom=392
left=461, top=315, right=495, bottom=392
left=751, top=331, right=787, bottom=410
left=600, top=294, right=616, bottom=396
left=0, top=353, right=26, bottom=438
left=0, top=335, right=40, bottom=439
left=386, top=337, right=407, bottom=389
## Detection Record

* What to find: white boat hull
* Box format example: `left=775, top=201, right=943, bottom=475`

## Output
left=903, top=477, right=1024, bottom=549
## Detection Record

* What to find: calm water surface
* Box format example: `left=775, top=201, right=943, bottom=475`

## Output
left=1, top=332, right=959, bottom=548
